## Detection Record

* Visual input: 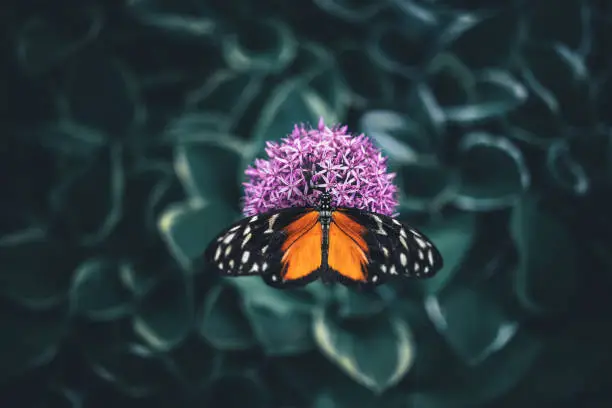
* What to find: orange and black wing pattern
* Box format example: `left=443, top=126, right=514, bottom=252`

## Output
left=328, top=208, right=443, bottom=287
left=204, top=207, right=323, bottom=288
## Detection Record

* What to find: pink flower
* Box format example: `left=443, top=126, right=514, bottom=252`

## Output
left=242, top=118, right=399, bottom=216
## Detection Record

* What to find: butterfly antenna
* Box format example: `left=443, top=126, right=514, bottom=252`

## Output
left=303, top=153, right=326, bottom=194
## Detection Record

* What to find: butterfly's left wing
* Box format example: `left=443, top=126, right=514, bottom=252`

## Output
left=204, top=207, right=323, bottom=288
left=328, top=208, right=443, bottom=286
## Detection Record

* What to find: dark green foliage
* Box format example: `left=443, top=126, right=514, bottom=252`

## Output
left=2, top=0, right=612, bottom=407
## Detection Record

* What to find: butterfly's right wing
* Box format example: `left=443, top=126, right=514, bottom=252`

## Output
left=329, top=208, right=443, bottom=287
left=204, top=207, right=323, bottom=288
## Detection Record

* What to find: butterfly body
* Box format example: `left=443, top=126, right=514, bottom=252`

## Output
left=204, top=191, right=443, bottom=289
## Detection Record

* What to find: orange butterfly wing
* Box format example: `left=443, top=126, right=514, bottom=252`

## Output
left=327, top=211, right=370, bottom=282
left=280, top=210, right=322, bottom=282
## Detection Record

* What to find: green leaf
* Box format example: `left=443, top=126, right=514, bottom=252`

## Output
left=127, top=2, right=217, bottom=38
left=313, top=308, right=414, bottom=393
left=445, top=11, right=520, bottom=69
left=408, top=323, right=541, bottom=407
left=337, top=45, right=393, bottom=105
left=249, top=78, right=339, bottom=159
left=425, top=286, right=518, bottom=365
left=166, top=335, right=216, bottom=387
left=133, top=274, right=193, bottom=351
left=203, top=374, right=270, bottom=408
left=81, top=383, right=179, bottom=408
left=425, top=53, right=474, bottom=109
left=504, top=88, right=564, bottom=147
left=63, top=51, right=145, bottom=135
left=529, top=0, right=587, bottom=51
left=510, top=194, right=578, bottom=315
left=222, top=19, right=297, bottom=73
left=334, top=286, right=386, bottom=319
left=84, top=343, right=175, bottom=397
left=0, top=226, right=76, bottom=309
left=173, top=133, right=244, bottom=204
left=545, top=140, right=589, bottom=195
left=35, top=121, right=108, bottom=158
left=395, top=162, right=458, bottom=213
left=16, top=6, right=103, bottom=75
left=366, top=23, right=430, bottom=78
left=273, top=352, right=381, bottom=408
left=0, top=301, right=69, bottom=382
left=360, top=110, right=437, bottom=165
left=70, top=257, right=133, bottom=321
left=43, top=388, right=80, bottom=408
left=520, top=43, right=593, bottom=127
left=158, top=199, right=239, bottom=269
left=185, top=71, right=266, bottom=132
left=444, top=70, right=528, bottom=123
left=415, top=212, right=477, bottom=295
left=198, top=284, right=256, bottom=350
left=314, top=0, right=383, bottom=22
left=453, top=132, right=530, bottom=211
left=50, top=144, right=125, bottom=247
left=231, top=277, right=316, bottom=355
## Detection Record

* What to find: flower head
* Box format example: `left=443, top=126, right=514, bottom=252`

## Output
left=242, top=118, right=399, bottom=216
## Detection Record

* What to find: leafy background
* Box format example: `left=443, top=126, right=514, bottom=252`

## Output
left=2, top=0, right=612, bottom=407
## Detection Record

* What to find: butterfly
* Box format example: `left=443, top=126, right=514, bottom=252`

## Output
left=204, top=190, right=443, bottom=289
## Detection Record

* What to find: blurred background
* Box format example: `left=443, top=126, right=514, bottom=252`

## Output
left=2, top=0, right=612, bottom=407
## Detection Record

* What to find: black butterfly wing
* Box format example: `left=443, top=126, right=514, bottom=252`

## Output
left=333, top=208, right=443, bottom=285
left=204, top=207, right=322, bottom=288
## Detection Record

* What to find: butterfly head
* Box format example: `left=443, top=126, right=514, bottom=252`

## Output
left=318, top=192, right=333, bottom=211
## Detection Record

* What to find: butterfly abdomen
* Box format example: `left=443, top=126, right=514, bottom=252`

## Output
left=319, top=209, right=332, bottom=283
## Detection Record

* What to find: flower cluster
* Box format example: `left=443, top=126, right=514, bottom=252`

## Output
left=242, top=118, right=399, bottom=216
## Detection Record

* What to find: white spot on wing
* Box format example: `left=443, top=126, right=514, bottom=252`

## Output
left=241, top=233, right=251, bottom=248
left=214, top=246, right=221, bottom=261
left=218, top=262, right=224, bottom=270
left=271, top=274, right=277, bottom=281
left=415, top=236, right=427, bottom=248
left=382, top=247, right=389, bottom=257
left=414, top=262, right=420, bottom=272
left=372, top=275, right=379, bottom=282
left=418, top=250, right=424, bottom=260
left=250, top=215, right=258, bottom=222
left=243, top=225, right=251, bottom=236
left=242, top=251, right=250, bottom=264
left=400, top=253, right=407, bottom=266
left=264, top=213, right=280, bottom=234
left=428, top=249, right=434, bottom=266
left=224, top=245, right=232, bottom=256
left=262, top=245, right=268, bottom=254
left=372, top=215, right=387, bottom=236
left=390, top=265, right=397, bottom=275
left=229, top=259, right=234, bottom=268
left=223, top=233, right=235, bottom=244
left=250, top=264, right=259, bottom=272
left=262, top=262, right=268, bottom=271
left=400, top=229, right=407, bottom=238
left=392, top=219, right=401, bottom=226
left=381, top=265, right=387, bottom=273
left=400, top=236, right=409, bottom=250
left=229, top=225, right=240, bottom=232
left=424, top=266, right=430, bottom=274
